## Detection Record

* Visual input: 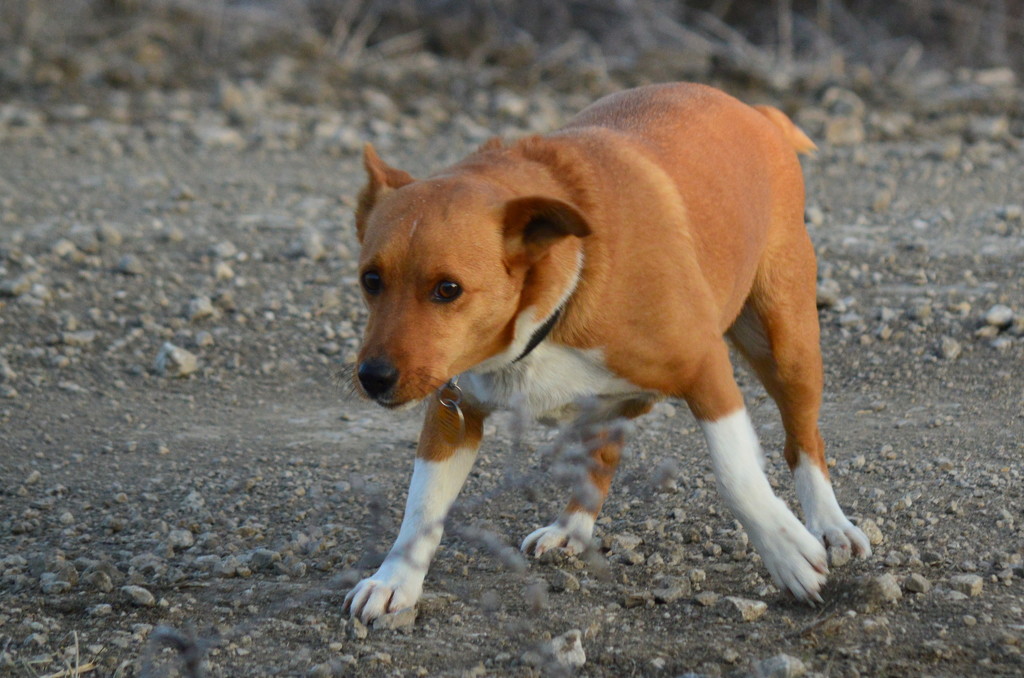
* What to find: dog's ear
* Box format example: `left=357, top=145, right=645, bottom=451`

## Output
left=355, top=143, right=415, bottom=242
left=503, top=196, right=591, bottom=264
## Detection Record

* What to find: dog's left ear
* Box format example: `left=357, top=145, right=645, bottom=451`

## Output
left=503, top=196, right=591, bottom=264
left=355, top=143, right=415, bottom=242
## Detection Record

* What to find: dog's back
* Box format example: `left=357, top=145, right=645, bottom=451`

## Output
left=537, top=84, right=814, bottom=346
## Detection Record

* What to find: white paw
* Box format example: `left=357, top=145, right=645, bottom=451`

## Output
left=748, top=499, right=829, bottom=604
left=794, top=463, right=873, bottom=561
left=808, top=516, right=872, bottom=560
left=521, top=512, right=595, bottom=557
left=343, top=561, right=423, bottom=624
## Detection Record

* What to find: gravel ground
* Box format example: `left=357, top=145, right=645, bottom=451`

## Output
left=1, top=72, right=1023, bottom=677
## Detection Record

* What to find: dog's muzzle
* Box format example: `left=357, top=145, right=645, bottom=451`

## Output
left=357, top=358, right=399, bottom=401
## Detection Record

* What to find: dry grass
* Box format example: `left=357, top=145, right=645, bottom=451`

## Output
left=0, top=0, right=1019, bottom=98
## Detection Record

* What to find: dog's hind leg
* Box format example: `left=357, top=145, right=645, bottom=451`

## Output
left=728, top=229, right=871, bottom=562
left=685, top=340, right=829, bottom=603
left=344, top=398, right=489, bottom=623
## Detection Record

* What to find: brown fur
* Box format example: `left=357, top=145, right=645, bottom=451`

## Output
left=356, top=83, right=826, bottom=482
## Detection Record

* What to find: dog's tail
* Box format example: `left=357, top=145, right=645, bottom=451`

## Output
left=754, top=105, right=817, bottom=155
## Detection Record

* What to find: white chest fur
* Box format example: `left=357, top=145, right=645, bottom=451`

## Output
left=461, top=343, right=646, bottom=423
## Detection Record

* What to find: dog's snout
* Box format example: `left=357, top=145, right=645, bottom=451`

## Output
left=357, top=358, right=399, bottom=399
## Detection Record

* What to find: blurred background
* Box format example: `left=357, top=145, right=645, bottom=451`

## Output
left=1, top=0, right=1020, bottom=105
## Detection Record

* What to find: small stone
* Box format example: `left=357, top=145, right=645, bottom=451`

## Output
left=154, top=342, right=198, bottom=377
left=116, top=254, right=145, bottom=276
left=318, top=342, right=341, bottom=356
left=187, top=296, right=215, bottom=321
left=122, top=585, right=156, bottom=607
left=816, top=279, right=841, bottom=308
left=976, top=325, right=1000, bottom=340
left=984, top=304, right=1014, bottom=329
left=210, top=241, right=238, bottom=259
left=62, top=330, right=97, bottom=347
left=192, top=124, right=246, bottom=149
left=183, top=490, right=205, bottom=511
left=805, top=205, right=825, bottom=226
left=825, top=117, right=865, bottom=146
left=39, top=572, right=72, bottom=594
left=609, top=533, right=643, bottom=552
left=968, top=115, right=1009, bottom=141
left=349, top=618, right=368, bottom=640
left=0, top=359, right=16, bottom=382
left=992, top=336, right=1014, bottom=351
left=998, top=204, right=1023, bottom=222
left=548, top=629, right=586, bottom=669
left=214, top=261, right=234, bottom=280
left=756, top=653, right=808, bottom=678
left=549, top=569, right=580, bottom=593
left=25, top=469, right=42, bottom=485
left=83, top=561, right=124, bottom=587
left=371, top=607, right=417, bottom=632
left=89, top=603, right=113, bottom=616
left=939, top=337, right=962, bottom=360
left=250, top=548, right=281, bottom=570
left=215, top=556, right=241, bottom=577
left=623, top=589, right=653, bottom=608
left=864, top=573, right=902, bottom=605
left=615, top=549, right=645, bottom=566
left=858, top=519, right=883, bottom=545
left=52, top=238, right=79, bottom=258
left=904, top=573, right=931, bottom=593
left=167, top=529, right=194, bottom=550
left=950, top=574, right=983, bottom=597
left=717, top=596, right=767, bottom=621
left=652, top=576, right=691, bottom=604
left=0, top=275, right=31, bottom=297
left=287, top=229, right=326, bottom=260
left=96, top=223, right=124, bottom=246
left=975, top=67, right=1017, bottom=88
left=694, top=591, right=719, bottom=607
left=828, top=544, right=852, bottom=567
left=872, top=189, right=893, bottom=213
left=84, top=570, right=114, bottom=592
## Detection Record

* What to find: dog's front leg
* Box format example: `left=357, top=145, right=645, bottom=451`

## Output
left=522, top=421, right=634, bottom=557
left=344, top=398, right=487, bottom=623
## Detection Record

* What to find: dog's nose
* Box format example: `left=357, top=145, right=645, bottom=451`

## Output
left=357, top=358, right=399, bottom=399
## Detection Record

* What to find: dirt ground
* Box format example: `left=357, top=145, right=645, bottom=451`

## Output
left=1, top=70, right=1023, bottom=677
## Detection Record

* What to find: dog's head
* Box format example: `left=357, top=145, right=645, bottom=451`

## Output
left=352, top=143, right=590, bottom=407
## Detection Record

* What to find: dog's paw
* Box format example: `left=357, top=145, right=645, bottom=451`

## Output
left=794, top=463, right=872, bottom=562
left=520, top=512, right=595, bottom=558
left=343, top=562, right=423, bottom=624
left=748, top=500, right=829, bottom=604
left=808, top=517, right=872, bottom=561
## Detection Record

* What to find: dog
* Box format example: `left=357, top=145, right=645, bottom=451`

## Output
left=342, top=82, right=871, bottom=624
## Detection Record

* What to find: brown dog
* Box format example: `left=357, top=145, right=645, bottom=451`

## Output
left=343, top=83, right=871, bottom=623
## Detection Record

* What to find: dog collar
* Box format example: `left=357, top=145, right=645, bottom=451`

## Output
left=511, top=308, right=561, bottom=364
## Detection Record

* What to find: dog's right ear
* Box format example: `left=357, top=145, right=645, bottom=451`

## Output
left=355, top=143, right=415, bottom=242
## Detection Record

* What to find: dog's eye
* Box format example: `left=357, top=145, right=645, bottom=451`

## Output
left=432, top=280, right=462, bottom=302
left=361, top=271, right=382, bottom=294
